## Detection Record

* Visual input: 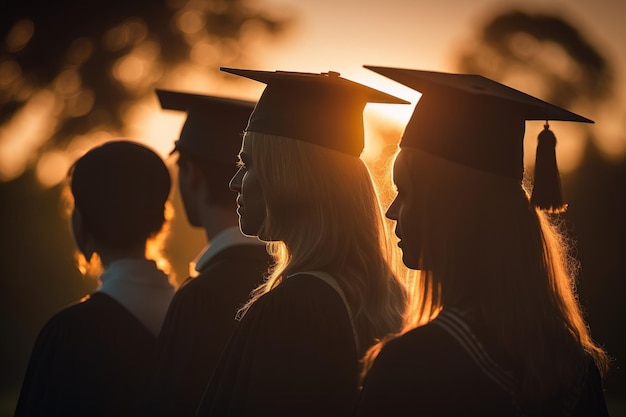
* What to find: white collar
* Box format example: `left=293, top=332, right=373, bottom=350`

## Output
left=96, top=258, right=175, bottom=336
left=191, top=227, right=265, bottom=275
left=99, top=258, right=171, bottom=288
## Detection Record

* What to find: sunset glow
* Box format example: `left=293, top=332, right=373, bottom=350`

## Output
left=0, top=90, right=58, bottom=181
left=1, top=0, right=624, bottom=189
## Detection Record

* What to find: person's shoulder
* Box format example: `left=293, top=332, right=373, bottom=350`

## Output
left=212, top=243, right=270, bottom=261
left=382, top=321, right=453, bottom=356
left=44, top=294, right=102, bottom=326
left=273, top=273, right=340, bottom=298
left=247, top=273, right=344, bottom=321
left=202, top=243, right=271, bottom=272
left=32, top=294, right=110, bottom=347
left=191, top=244, right=270, bottom=284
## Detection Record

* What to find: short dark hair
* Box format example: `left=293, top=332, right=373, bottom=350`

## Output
left=70, top=140, right=171, bottom=249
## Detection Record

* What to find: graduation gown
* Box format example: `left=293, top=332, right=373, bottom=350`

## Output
left=195, top=273, right=360, bottom=417
left=14, top=293, right=157, bottom=417
left=354, top=309, right=609, bottom=417
left=141, top=243, right=271, bottom=417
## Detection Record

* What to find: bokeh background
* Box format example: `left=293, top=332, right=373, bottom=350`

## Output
left=1, top=0, right=625, bottom=415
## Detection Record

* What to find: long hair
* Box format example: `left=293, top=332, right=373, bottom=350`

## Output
left=364, top=148, right=608, bottom=401
left=237, top=132, right=407, bottom=356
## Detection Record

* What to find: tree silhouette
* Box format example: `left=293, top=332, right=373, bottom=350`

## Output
left=0, top=0, right=291, bottom=181
left=456, top=10, right=613, bottom=108
left=0, top=2, right=292, bottom=414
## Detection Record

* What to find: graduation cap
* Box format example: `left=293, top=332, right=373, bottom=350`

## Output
left=219, top=68, right=410, bottom=157
left=364, top=65, right=594, bottom=212
left=156, top=89, right=255, bottom=162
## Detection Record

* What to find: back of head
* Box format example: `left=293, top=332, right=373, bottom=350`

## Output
left=70, top=140, right=171, bottom=249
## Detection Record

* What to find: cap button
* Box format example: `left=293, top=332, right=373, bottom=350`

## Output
left=323, top=71, right=341, bottom=77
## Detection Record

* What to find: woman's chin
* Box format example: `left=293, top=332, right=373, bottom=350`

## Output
left=400, top=251, right=424, bottom=271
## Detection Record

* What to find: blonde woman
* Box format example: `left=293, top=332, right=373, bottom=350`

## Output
left=195, top=68, right=409, bottom=417
left=356, top=66, right=610, bottom=416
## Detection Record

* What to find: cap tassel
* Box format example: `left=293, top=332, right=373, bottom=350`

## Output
left=530, top=122, right=567, bottom=213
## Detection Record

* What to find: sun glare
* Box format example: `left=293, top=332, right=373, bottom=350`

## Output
left=0, top=90, right=58, bottom=181
left=123, top=96, right=186, bottom=159
left=177, top=10, right=205, bottom=35
left=36, top=150, right=72, bottom=188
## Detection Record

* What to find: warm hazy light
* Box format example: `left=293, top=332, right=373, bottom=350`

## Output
left=102, top=19, right=148, bottom=52
left=177, top=10, right=205, bottom=34
left=36, top=150, right=71, bottom=187
left=67, top=38, right=94, bottom=66
left=524, top=122, right=586, bottom=174
left=54, top=69, right=81, bottom=96
left=190, top=38, right=220, bottom=66
left=112, top=42, right=162, bottom=89
left=124, top=97, right=186, bottom=159
left=0, top=60, right=21, bottom=88
left=5, top=19, right=35, bottom=53
left=593, top=103, right=626, bottom=160
left=0, top=90, right=58, bottom=181
left=65, top=89, right=95, bottom=117
left=113, top=55, right=146, bottom=84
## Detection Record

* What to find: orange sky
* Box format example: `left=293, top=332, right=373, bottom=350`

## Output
left=129, top=0, right=626, bottom=177
left=2, top=0, right=625, bottom=186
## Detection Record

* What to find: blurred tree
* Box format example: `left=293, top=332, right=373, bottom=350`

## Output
left=456, top=10, right=613, bottom=108
left=0, top=2, right=292, bottom=415
left=0, top=0, right=291, bottom=182
left=454, top=9, right=625, bottom=411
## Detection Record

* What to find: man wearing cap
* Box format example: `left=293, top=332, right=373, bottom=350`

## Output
left=141, top=90, right=271, bottom=417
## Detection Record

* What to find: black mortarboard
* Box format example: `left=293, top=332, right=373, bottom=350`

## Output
left=364, top=65, right=594, bottom=212
left=156, top=89, right=255, bottom=161
left=220, top=68, right=410, bottom=157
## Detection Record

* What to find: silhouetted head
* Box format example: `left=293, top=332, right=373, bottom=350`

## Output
left=156, top=89, right=254, bottom=225
left=223, top=69, right=407, bottom=349
left=365, top=65, right=593, bottom=213
left=222, top=67, right=408, bottom=241
left=69, top=140, right=171, bottom=251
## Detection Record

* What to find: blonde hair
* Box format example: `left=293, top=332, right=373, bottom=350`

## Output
left=364, top=148, right=609, bottom=399
left=238, top=132, right=407, bottom=356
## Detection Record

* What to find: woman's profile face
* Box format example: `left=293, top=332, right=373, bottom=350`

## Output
left=229, top=137, right=268, bottom=239
left=386, top=150, right=430, bottom=270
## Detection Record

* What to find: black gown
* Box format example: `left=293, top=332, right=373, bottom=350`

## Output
left=354, top=308, right=609, bottom=417
left=14, top=292, right=156, bottom=417
left=195, top=273, right=360, bottom=417
left=141, top=244, right=271, bottom=417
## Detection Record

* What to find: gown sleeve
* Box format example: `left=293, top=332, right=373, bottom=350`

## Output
left=14, top=314, right=69, bottom=417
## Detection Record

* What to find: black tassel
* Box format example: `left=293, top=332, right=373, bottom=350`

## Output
left=530, top=122, right=567, bottom=213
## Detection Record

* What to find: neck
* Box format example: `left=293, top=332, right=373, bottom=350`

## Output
left=200, top=204, right=240, bottom=242
left=97, top=244, right=147, bottom=268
